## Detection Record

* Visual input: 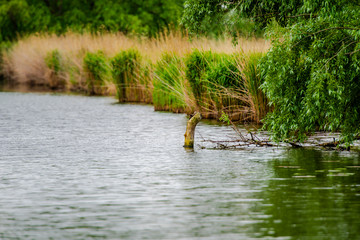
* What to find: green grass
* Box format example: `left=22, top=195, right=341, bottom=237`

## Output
left=83, top=51, right=110, bottom=95
left=153, top=52, right=189, bottom=112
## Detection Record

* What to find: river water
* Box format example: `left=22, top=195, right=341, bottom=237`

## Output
left=0, top=92, right=360, bottom=240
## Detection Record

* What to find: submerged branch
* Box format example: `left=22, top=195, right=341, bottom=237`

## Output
left=199, top=129, right=359, bottom=151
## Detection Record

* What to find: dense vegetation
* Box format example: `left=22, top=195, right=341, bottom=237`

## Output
left=2, top=33, right=268, bottom=122
left=3, top=0, right=360, bottom=145
left=0, top=0, right=184, bottom=42
left=183, top=0, right=360, bottom=144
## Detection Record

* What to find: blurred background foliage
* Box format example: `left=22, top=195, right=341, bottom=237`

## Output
left=0, top=0, right=185, bottom=42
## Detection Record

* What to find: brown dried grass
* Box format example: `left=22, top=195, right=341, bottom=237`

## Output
left=2, top=31, right=270, bottom=88
left=1, top=31, right=271, bottom=120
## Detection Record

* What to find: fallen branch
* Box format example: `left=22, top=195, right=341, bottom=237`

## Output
left=200, top=131, right=275, bottom=149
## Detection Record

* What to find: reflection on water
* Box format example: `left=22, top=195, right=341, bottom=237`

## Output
left=257, top=150, right=360, bottom=239
left=0, top=92, right=359, bottom=239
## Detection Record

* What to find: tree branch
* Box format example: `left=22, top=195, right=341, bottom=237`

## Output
left=285, top=13, right=317, bottom=18
left=346, top=48, right=360, bottom=56
left=308, top=27, right=360, bottom=35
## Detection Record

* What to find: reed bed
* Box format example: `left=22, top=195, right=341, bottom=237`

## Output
left=1, top=31, right=270, bottom=122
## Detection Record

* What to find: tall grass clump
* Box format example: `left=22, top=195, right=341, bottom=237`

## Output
left=110, top=48, right=152, bottom=103
left=242, top=53, right=269, bottom=122
left=185, top=50, right=243, bottom=119
left=185, top=49, right=210, bottom=105
left=205, top=53, right=243, bottom=117
left=0, top=42, right=13, bottom=85
left=153, top=52, right=194, bottom=113
left=83, top=51, right=110, bottom=95
left=228, top=52, right=270, bottom=123
left=44, top=49, right=66, bottom=90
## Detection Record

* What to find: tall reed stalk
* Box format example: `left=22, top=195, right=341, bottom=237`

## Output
left=233, top=52, right=270, bottom=123
left=110, top=49, right=152, bottom=102
left=153, top=52, right=195, bottom=113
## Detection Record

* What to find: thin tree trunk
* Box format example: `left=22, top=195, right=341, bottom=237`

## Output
left=184, top=112, right=202, bottom=148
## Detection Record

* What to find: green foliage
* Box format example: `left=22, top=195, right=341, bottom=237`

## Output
left=260, top=1, right=360, bottom=143
left=183, top=0, right=360, bottom=144
left=110, top=49, right=141, bottom=102
left=206, top=54, right=239, bottom=89
left=91, top=0, right=184, bottom=36
left=219, top=111, right=230, bottom=125
left=45, top=49, right=62, bottom=74
left=185, top=50, right=243, bottom=115
left=241, top=52, right=269, bottom=122
left=83, top=51, right=109, bottom=95
left=185, top=49, right=211, bottom=100
left=0, top=0, right=31, bottom=42
left=0, top=0, right=185, bottom=42
left=68, top=65, right=80, bottom=86
left=182, top=0, right=327, bottom=33
left=0, top=41, right=13, bottom=81
left=44, top=49, right=66, bottom=89
left=181, top=0, right=263, bottom=38
left=153, top=52, right=187, bottom=112
left=185, top=50, right=239, bottom=97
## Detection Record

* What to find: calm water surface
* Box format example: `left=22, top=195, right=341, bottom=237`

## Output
left=0, top=92, right=360, bottom=240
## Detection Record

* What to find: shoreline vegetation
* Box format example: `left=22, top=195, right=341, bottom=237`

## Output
left=1, top=1, right=360, bottom=148
left=1, top=32, right=270, bottom=123
left=1, top=31, right=359, bottom=150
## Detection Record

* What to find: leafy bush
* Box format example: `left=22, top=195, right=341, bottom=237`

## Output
left=260, top=1, right=360, bottom=144
left=83, top=51, right=109, bottom=95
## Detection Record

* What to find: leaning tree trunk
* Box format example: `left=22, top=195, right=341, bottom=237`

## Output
left=184, top=112, right=202, bottom=148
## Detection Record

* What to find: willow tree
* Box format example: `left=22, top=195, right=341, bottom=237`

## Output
left=183, top=0, right=360, bottom=145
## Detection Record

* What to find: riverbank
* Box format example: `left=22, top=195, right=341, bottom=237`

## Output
left=1, top=32, right=270, bottom=122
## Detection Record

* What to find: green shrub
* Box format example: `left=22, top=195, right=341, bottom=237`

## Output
left=83, top=51, right=109, bottom=95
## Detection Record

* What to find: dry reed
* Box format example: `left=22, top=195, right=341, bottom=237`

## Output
left=2, top=31, right=269, bottom=84
left=1, top=31, right=271, bottom=120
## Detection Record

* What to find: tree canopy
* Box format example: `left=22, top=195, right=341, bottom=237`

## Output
left=0, top=0, right=184, bottom=42
left=183, top=0, right=360, bottom=144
